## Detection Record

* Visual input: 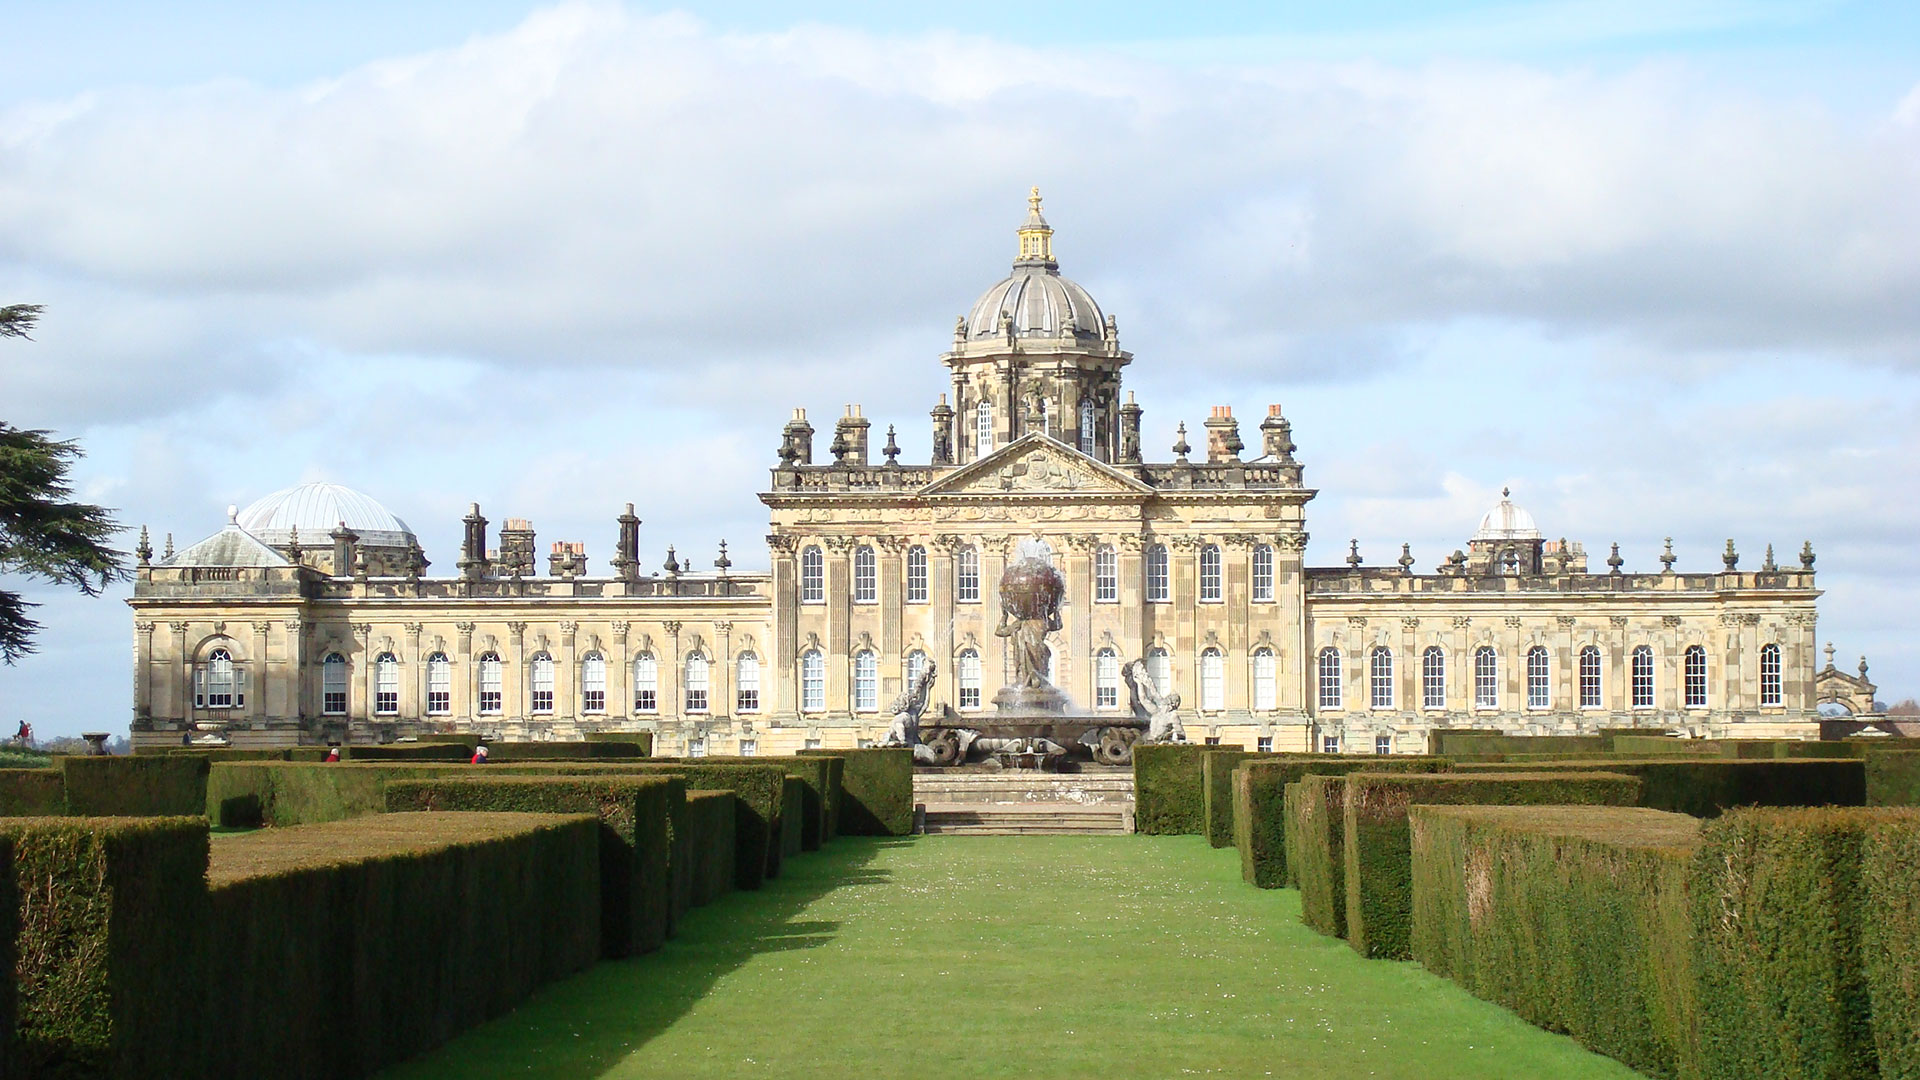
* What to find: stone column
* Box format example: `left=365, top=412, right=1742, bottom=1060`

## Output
left=352, top=624, right=373, bottom=723
left=876, top=539, right=905, bottom=699
left=982, top=535, right=1010, bottom=694
left=715, top=621, right=735, bottom=720
left=403, top=623, right=423, bottom=720
left=455, top=622, right=475, bottom=723
left=1170, top=537, right=1200, bottom=706
left=1278, top=534, right=1308, bottom=713
left=1608, top=617, right=1628, bottom=718
left=284, top=619, right=306, bottom=721
left=824, top=537, right=853, bottom=714
left=1399, top=617, right=1420, bottom=716
left=170, top=621, right=191, bottom=725
left=662, top=621, right=683, bottom=731
left=1450, top=617, right=1472, bottom=714
left=251, top=621, right=271, bottom=720
left=1223, top=536, right=1252, bottom=711
left=558, top=621, right=578, bottom=720
left=1556, top=616, right=1576, bottom=718
left=132, top=621, right=155, bottom=724
left=611, top=621, right=631, bottom=721
left=507, top=622, right=527, bottom=722
left=1063, top=535, right=1096, bottom=701
left=1118, top=536, right=1145, bottom=660
left=930, top=536, right=957, bottom=710
left=767, top=535, right=799, bottom=720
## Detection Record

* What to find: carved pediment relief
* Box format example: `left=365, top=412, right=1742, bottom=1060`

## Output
left=920, top=434, right=1152, bottom=499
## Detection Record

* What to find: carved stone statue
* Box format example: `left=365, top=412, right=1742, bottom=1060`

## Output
left=993, top=555, right=1069, bottom=714
left=882, top=660, right=938, bottom=764
left=1126, top=659, right=1186, bottom=743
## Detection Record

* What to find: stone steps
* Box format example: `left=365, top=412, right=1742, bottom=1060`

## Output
left=919, top=803, right=1133, bottom=836
left=912, top=769, right=1135, bottom=808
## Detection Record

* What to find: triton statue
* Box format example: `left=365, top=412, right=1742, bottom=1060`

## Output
left=882, top=660, right=939, bottom=764
left=1125, top=659, right=1187, bottom=744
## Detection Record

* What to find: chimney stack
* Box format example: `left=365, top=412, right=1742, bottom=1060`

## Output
left=458, top=503, right=490, bottom=580
left=780, top=408, right=814, bottom=466
left=613, top=502, right=641, bottom=581
left=1204, top=406, right=1243, bottom=463
left=833, top=404, right=870, bottom=466
left=1118, top=392, right=1143, bottom=464
left=499, top=518, right=536, bottom=577
left=1259, top=404, right=1296, bottom=463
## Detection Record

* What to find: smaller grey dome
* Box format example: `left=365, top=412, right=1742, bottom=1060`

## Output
left=238, top=482, right=414, bottom=549
left=1473, top=488, right=1541, bottom=542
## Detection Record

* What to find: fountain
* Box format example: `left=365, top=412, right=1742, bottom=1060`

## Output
left=891, top=543, right=1185, bottom=769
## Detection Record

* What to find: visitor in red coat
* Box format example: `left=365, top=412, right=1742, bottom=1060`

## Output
left=324, top=746, right=341, bottom=763
left=471, top=745, right=489, bottom=764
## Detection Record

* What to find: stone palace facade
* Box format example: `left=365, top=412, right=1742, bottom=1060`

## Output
left=127, top=192, right=1826, bottom=754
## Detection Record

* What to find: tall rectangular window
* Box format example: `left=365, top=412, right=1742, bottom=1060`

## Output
left=1253, top=649, right=1277, bottom=711
left=976, top=401, right=994, bottom=458
left=800, top=546, right=824, bottom=603
left=1760, top=643, right=1782, bottom=707
left=853, top=546, right=877, bottom=603
left=1631, top=646, right=1654, bottom=708
left=801, top=651, right=825, bottom=712
left=1685, top=646, right=1708, bottom=707
left=1146, top=545, right=1170, bottom=602
left=1579, top=646, right=1602, bottom=708
left=684, top=655, right=709, bottom=713
left=1474, top=647, right=1499, bottom=709
left=478, top=654, right=502, bottom=715
left=1526, top=646, right=1550, bottom=709
left=530, top=653, right=555, bottom=714
left=1095, top=546, right=1118, bottom=602
left=1317, top=648, right=1343, bottom=710
left=957, top=650, right=981, bottom=709
left=736, top=654, right=760, bottom=713
left=906, top=546, right=928, bottom=603
left=1200, top=649, right=1225, bottom=711
left=374, top=653, right=400, bottom=715
left=956, top=546, right=980, bottom=602
left=426, top=653, right=451, bottom=715
left=1370, top=647, right=1394, bottom=709
left=1095, top=649, right=1120, bottom=708
left=853, top=651, right=878, bottom=712
left=1147, top=649, right=1172, bottom=697
left=1199, top=545, right=1223, bottom=602
left=323, top=653, right=349, bottom=715
left=581, top=652, right=606, bottom=713
left=1252, top=544, right=1274, bottom=602
left=633, top=653, right=658, bottom=713
left=1422, top=647, right=1445, bottom=709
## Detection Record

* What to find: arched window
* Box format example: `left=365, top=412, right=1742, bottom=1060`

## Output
left=684, top=654, right=710, bottom=714
left=853, top=545, right=877, bottom=603
left=426, top=652, right=451, bottom=715
left=1079, top=398, right=1097, bottom=455
left=1685, top=645, right=1708, bottom=707
left=1760, top=643, right=1782, bottom=707
left=956, top=545, right=980, bottom=602
left=737, top=652, right=760, bottom=713
left=1147, top=647, right=1172, bottom=697
left=1474, top=647, right=1499, bottom=709
left=800, top=546, right=825, bottom=603
left=1579, top=646, right=1602, bottom=709
left=375, top=652, right=400, bottom=715
left=530, top=652, right=555, bottom=714
left=1252, top=648, right=1277, bottom=711
left=477, top=652, right=502, bottom=715
left=633, top=653, right=658, bottom=713
left=906, top=546, right=928, bottom=603
left=322, top=652, right=348, bottom=715
left=1095, top=648, right=1120, bottom=708
left=1199, top=544, right=1223, bottom=602
left=1422, top=646, right=1446, bottom=709
left=1370, top=647, right=1394, bottom=710
left=197, top=647, right=239, bottom=710
left=1252, top=544, right=1274, bottom=602
left=1146, top=544, right=1170, bottom=602
left=1094, top=545, right=1118, bottom=602
left=1526, top=646, right=1550, bottom=709
left=957, top=649, right=982, bottom=709
left=852, top=651, right=878, bottom=712
left=1317, top=647, right=1343, bottom=710
left=976, top=401, right=994, bottom=457
left=1631, top=646, right=1655, bottom=708
left=1200, top=648, right=1225, bottom=711
left=581, top=651, right=606, bottom=714
left=801, top=650, right=826, bottom=712
left=904, top=650, right=928, bottom=689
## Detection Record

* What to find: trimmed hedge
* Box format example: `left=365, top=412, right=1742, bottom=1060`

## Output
left=486, top=741, right=648, bottom=760
left=207, top=761, right=475, bottom=826
left=1288, top=774, right=1351, bottom=938
left=383, top=775, right=682, bottom=957
left=0, top=834, right=13, bottom=1065
left=1866, top=750, right=1920, bottom=807
left=59, top=755, right=209, bottom=816
left=335, top=743, right=473, bottom=761
left=1133, top=744, right=1242, bottom=836
left=1691, top=808, right=1886, bottom=1080
left=1233, top=756, right=1449, bottom=888
left=558, top=763, right=786, bottom=890
left=1451, top=758, right=1866, bottom=817
left=584, top=731, right=655, bottom=755
left=1426, top=731, right=1610, bottom=758
left=1863, top=813, right=1920, bottom=1079
left=0, top=768, right=66, bottom=816
left=780, top=777, right=804, bottom=859
left=801, top=749, right=912, bottom=836
left=1, top=816, right=210, bottom=1077
left=680, top=756, right=833, bottom=852
left=1203, top=750, right=1280, bottom=848
left=1409, top=805, right=1704, bottom=1080
left=1343, top=771, right=1642, bottom=960
left=683, top=790, right=737, bottom=907
left=206, top=811, right=600, bottom=1080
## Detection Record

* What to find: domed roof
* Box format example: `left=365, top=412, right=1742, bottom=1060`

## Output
left=960, top=188, right=1107, bottom=345
left=1473, top=488, right=1541, bottom=542
left=237, top=482, right=415, bottom=549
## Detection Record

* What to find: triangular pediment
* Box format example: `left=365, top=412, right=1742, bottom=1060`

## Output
left=920, top=434, right=1153, bottom=497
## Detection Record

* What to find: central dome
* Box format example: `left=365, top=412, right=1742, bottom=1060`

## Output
left=961, top=188, right=1107, bottom=344
left=1473, top=488, right=1541, bottom=542
left=238, top=481, right=415, bottom=549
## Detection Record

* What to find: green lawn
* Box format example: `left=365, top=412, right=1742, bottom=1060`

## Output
left=380, top=835, right=1645, bottom=1079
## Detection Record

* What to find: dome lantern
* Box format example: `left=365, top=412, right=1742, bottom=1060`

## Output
left=1016, top=186, right=1055, bottom=267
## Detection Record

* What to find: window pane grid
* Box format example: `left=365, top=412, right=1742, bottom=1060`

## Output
left=1199, top=545, right=1222, bottom=602
left=1200, top=649, right=1224, bottom=711
left=684, top=655, right=709, bottom=713
left=1370, top=647, right=1394, bottom=709
left=478, top=653, right=502, bottom=715
left=427, top=653, right=451, bottom=715
left=1760, top=644, right=1782, bottom=707
left=530, top=653, right=555, bottom=714
left=633, top=654, right=658, bottom=713
left=375, top=653, right=399, bottom=715
left=1095, top=649, right=1119, bottom=708
left=853, top=546, right=877, bottom=603
left=737, top=654, right=760, bottom=713
left=1146, top=545, right=1170, bottom=602
left=1474, top=647, right=1499, bottom=709
left=323, top=653, right=348, bottom=715
left=1094, top=546, right=1118, bottom=602
left=957, top=649, right=981, bottom=709
left=1253, top=649, right=1276, bottom=711
left=1526, top=646, right=1550, bottom=709
left=1422, top=647, right=1445, bottom=709
left=1317, top=648, right=1342, bottom=710
left=853, top=652, right=878, bottom=712
left=1631, top=646, right=1655, bottom=708
left=801, top=546, right=824, bottom=603
left=956, top=546, right=980, bottom=602
left=801, top=651, right=826, bottom=712
left=906, top=547, right=928, bottom=603
left=581, top=653, right=606, bottom=714
left=1252, top=545, right=1274, bottom=602
left=1579, top=646, right=1602, bottom=708
left=1685, top=646, right=1708, bottom=707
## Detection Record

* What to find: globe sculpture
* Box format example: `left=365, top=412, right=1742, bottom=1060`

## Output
left=993, top=555, right=1068, bottom=713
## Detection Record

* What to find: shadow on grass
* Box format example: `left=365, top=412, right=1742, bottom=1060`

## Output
left=377, top=835, right=909, bottom=1080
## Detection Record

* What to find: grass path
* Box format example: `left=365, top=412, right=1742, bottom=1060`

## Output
left=380, top=835, right=1644, bottom=1079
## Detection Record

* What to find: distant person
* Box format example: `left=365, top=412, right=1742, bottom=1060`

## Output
left=13, top=721, right=30, bottom=746
left=324, top=746, right=341, bottom=763
left=471, top=744, right=489, bottom=764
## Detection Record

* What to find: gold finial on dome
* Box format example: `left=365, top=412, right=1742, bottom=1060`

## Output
left=1017, top=185, right=1054, bottom=265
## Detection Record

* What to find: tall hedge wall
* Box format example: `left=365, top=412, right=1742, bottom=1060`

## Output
left=0, top=769, right=65, bottom=816
left=1409, top=805, right=1704, bottom=1080
left=1343, top=771, right=1642, bottom=960
left=333, top=743, right=472, bottom=761
left=1203, top=750, right=1271, bottom=848
left=1866, top=750, right=1920, bottom=807
left=577, top=763, right=786, bottom=889
left=1452, top=758, right=1866, bottom=817
left=0, top=816, right=210, bottom=1077
left=485, top=741, right=649, bottom=760
left=583, top=731, right=655, bottom=755
left=1133, top=744, right=1242, bottom=836
left=205, top=812, right=600, bottom=1080
left=1690, top=807, right=1886, bottom=1080
left=683, top=790, right=738, bottom=907
left=1863, top=813, right=1920, bottom=1079
left=1234, top=756, right=1449, bottom=888
left=1426, top=732, right=1611, bottom=758
left=801, top=749, right=912, bottom=836
left=59, top=755, right=209, bottom=816
left=207, top=761, right=474, bottom=826
left=0, top=834, right=14, bottom=1064
left=383, top=775, right=682, bottom=957
left=681, top=756, right=832, bottom=852
left=1288, top=774, right=1350, bottom=938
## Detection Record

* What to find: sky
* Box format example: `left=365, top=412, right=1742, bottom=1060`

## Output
left=1, top=0, right=1917, bottom=736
